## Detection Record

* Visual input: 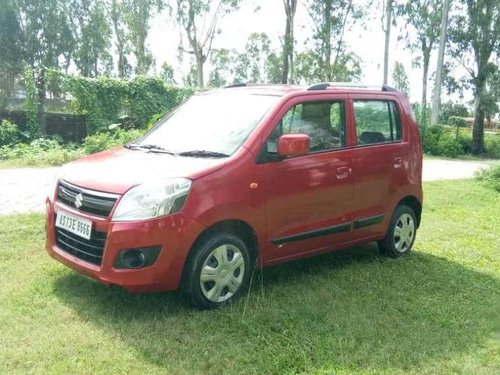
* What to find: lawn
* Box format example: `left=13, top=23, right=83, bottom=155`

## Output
left=0, top=180, right=499, bottom=374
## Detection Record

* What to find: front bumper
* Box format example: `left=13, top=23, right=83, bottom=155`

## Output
left=45, top=198, right=206, bottom=292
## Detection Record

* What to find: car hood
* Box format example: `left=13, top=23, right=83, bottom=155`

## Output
left=59, top=147, right=227, bottom=194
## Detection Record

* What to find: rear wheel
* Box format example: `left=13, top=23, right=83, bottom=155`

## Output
left=182, top=232, right=251, bottom=309
left=378, top=205, right=417, bottom=258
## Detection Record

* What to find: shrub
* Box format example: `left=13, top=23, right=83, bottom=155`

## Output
left=475, top=164, right=500, bottom=192
left=82, top=128, right=145, bottom=154
left=146, top=113, right=165, bottom=130
left=422, top=126, right=467, bottom=157
left=422, top=126, right=444, bottom=155
left=0, top=138, right=84, bottom=166
left=448, top=116, right=468, bottom=127
left=0, top=119, right=18, bottom=146
left=484, top=135, right=500, bottom=159
left=439, top=102, right=470, bottom=124
left=437, top=137, right=464, bottom=158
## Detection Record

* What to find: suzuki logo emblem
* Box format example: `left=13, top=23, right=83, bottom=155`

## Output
left=74, top=193, right=83, bottom=209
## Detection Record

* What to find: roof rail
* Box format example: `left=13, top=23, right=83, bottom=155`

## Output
left=307, top=82, right=399, bottom=92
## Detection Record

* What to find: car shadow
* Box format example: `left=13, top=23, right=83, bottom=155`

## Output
left=52, top=244, right=500, bottom=373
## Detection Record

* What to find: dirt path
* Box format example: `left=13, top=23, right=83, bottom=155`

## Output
left=422, top=159, right=491, bottom=181
left=0, top=167, right=59, bottom=215
left=0, top=159, right=494, bottom=215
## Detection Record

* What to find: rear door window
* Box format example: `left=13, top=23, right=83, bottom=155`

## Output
left=353, top=100, right=402, bottom=145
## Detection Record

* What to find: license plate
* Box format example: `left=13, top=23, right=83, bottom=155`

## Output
left=55, top=211, right=92, bottom=240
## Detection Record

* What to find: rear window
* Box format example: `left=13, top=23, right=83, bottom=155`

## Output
left=353, top=100, right=402, bottom=145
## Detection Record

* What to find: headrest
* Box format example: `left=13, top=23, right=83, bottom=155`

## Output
left=301, top=102, right=331, bottom=120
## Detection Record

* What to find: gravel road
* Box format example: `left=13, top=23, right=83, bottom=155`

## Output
left=0, top=159, right=493, bottom=215
left=0, top=167, right=59, bottom=215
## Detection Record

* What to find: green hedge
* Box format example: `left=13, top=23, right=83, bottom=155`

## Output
left=65, top=75, right=194, bottom=134
left=0, top=119, right=18, bottom=146
left=423, top=126, right=500, bottom=158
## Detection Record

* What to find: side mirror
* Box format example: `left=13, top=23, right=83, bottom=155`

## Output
left=277, top=134, right=310, bottom=157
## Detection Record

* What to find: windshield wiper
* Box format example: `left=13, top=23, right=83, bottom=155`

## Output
left=178, top=150, right=229, bottom=158
left=125, top=143, right=176, bottom=155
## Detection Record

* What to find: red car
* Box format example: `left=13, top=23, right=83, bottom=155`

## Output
left=46, top=83, right=423, bottom=309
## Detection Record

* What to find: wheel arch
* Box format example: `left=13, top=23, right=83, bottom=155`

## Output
left=184, top=219, right=260, bottom=270
left=397, top=195, right=422, bottom=227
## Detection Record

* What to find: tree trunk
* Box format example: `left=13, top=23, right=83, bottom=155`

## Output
left=324, top=1, right=332, bottom=81
left=196, top=52, right=205, bottom=89
left=472, top=76, right=486, bottom=154
left=35, top=68, right=47, bottom=136
left=136, top=36, right=146, bottom=75
left=430, top=0, right=450, bottom=125
left=289, top=17, right=295, bottom=83
left=281, top=1, right=297, bottom=84
left=421, top=46, right=431, bottom=127
left=281, top=16, right=291, bottom=84
left=383, top=0, right=393, bottom=85
left=421, top=67, right=428, bottom=126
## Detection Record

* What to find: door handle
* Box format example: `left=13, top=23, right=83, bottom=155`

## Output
left=393, top=157, right=403, bottom=169
left=336, top=166, right=351, bottom=180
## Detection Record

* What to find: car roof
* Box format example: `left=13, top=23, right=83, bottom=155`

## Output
left=216, top=82, right=400, bottom=97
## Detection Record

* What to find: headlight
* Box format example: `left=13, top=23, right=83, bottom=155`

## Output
left=112, top=178, right=192, bottom=221
left=47, top=171, right=61, bottom=200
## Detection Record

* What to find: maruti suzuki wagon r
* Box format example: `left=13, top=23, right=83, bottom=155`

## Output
left=45, top=83, right=423, bottom=309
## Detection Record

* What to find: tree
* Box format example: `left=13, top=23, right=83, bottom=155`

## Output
left=175, top=0, right=240, bottom=89
left=293, top=50, right=361, bottom=84
left=392, top=61, right=410, bottom=97
left=208, top=48, right=234, bottom=87
left=266, top=52, right=283, bottom=84
left=439, top=101, right=470, bottom=124
left=382, top=0, right=394, bottom=85
left=306, top=0, right=364, bottom=82
left=245, top=33, right=272, bottom=83
left=397, top=0, right=441, bottom=126
left=69, top=0, right=112, bottom=77
left=483, top=64, right=500, bottom=128
left=161, top=62, right=176, bottom=84
left=183, top=63, right=199, bottom=87
left=449, top=0, right=500, bottom=154
left=208, top=34, right=273, bottom=86
left=430, top=0, right=450, bottom=125
left=123, top=0, right=165, bottom=75
left=0, top=0, right=24, bottom=109
left=107, top=0, right=132, bottom=78
left=17, top=0, right=74, bottom=134
left=281, top=0, right=298, bottom=84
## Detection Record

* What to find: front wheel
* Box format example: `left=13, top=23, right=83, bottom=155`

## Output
left=378, top=205, right=417, bottom=258
left=182, top=232, right=251, bottom=309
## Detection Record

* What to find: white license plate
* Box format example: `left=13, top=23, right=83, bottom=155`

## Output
left=55, top=211, right=92, bottom=240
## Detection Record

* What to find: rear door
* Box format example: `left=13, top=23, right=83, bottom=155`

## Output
left=349, top=95, right=408, bottom=238
left=258, top=95, right=355, bottom=261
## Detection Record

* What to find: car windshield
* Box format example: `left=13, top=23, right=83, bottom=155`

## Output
left=135, top=92, right=280, bottom=156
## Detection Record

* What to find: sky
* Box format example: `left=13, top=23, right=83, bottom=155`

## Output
left=147, top=0, right=471, bottom=105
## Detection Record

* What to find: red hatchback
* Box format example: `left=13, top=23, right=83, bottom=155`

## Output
left=45, top=83, right=423, bottom=309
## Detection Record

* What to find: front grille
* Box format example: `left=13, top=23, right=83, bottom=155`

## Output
left=57, top=180, right=119, bottom=217
left=55, top=227, right=107, bottom=266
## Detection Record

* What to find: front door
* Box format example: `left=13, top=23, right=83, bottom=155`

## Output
left=259, top=97, right=355, bottom=262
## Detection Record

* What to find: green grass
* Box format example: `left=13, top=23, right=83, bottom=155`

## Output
left=1, top=180, right=499, bottom=374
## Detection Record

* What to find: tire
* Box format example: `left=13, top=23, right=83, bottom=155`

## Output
left=378, top=205, right=417, bottom=258
left=182, top=232, right=251, bottom=309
